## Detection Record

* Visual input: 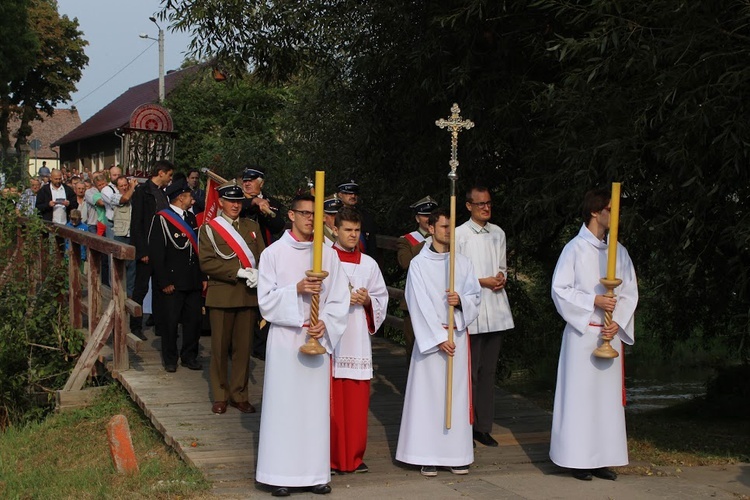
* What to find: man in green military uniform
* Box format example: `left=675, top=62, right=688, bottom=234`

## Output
left=199, top=181, right=266, bottom=415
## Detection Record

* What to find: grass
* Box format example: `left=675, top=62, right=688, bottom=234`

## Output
left=501, top=370, right=750, bottom=471
left=0, top=384, right=211, bottom=499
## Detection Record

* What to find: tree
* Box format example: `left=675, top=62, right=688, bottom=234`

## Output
left=0, top=0, right=88, bottom=180
left=160, top=0, right=750, bottom=359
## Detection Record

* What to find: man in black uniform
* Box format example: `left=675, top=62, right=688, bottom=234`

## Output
left=336, top=179, right=378, bottom=260
left=239, top=165, right=286, bottom=246
left=239, top=165, right=286, bottom=360
left=148, top=178, right=204, bottom=372
left=129, top=160, right=174, bottom=340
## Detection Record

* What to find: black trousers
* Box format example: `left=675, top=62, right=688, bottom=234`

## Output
left=161, top=288, right=201, bottom=366
left=470, top=331, right=503, bottom=433
left=130, top=259, right=163, bottom=333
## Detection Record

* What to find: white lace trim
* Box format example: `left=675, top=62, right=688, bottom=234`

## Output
left=334, top=356, right=372, bottom=371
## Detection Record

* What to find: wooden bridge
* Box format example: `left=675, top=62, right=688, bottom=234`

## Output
left=33, top=222, right=552, bottom=496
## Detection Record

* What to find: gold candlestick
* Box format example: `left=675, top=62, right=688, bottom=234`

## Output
left=299, top=171, right=328, bottom=356
left=593, top=278, right=621, bottom=359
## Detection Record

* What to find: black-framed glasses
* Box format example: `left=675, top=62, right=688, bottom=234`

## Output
left=292, top=210, right=314, bottom=218
left=469, top=201, right=492, bottom=208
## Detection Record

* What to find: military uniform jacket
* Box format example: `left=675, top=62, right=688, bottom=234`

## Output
left=149, top=208, right=204, bottom=291
left=239, top=193, right=286, bottom=246
left=199, top=217, right=266, bottom=308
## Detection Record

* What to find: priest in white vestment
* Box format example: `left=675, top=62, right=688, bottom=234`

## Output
left=256, top=195, right=350, bottom=496
left=396, top=209, right=481, bottom=477
left=329, top=207, right=388, bottom=473
left=550, top=188, right=638, bottom=481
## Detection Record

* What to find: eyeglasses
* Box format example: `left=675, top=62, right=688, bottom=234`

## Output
left=292, top=210, right=315, bottom=218
left=469, top=201, right=492, bottom=208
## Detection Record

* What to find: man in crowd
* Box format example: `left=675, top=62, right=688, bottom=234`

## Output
left=329, top=207, right=388, bottom=475
left=99, top=165, right=123, bottom=236
left=255, top=194, right=350, bottom=497
left=130, top=160, right=174, bottom=340
left=38, top=164, right=51, bottom=184
left=396, top=195, right=438, bottom=360
left=199, top=181, right=265, bottom=414
left=396, top=207, right=481, bottom=477
left=149, top=179, right=204, bottom=373
left=549, top=187, right=638, bottom=481
left=187, top=168, right=206, bottom=214
left=83, top=175, right=102, bottom=234
left=36, top=169, right=77, bottom=223
left=455, top=186, right=515, bottom=448
left=336, top=179, right=377, bottom=259
left=16, top=177, right=41, bottom=216
left=112, top=176, right=138, bottom=296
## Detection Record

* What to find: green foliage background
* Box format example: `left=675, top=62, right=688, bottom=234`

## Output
left=0, top=203, right=85, bottom=428
left=160, top=0, right=750, bottom=368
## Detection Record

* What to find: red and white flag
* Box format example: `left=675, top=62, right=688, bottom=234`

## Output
left=196, top=177, right=220, bottom=226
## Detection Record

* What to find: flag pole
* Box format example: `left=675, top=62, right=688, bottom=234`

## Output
left=436, top=104, right=474, bottom=429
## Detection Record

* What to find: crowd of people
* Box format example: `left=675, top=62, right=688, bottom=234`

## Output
left=5, top=161, right=637, bottom=495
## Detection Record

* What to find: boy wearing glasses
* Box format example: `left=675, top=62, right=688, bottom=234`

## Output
left=455, top=185, right=515, bottom=448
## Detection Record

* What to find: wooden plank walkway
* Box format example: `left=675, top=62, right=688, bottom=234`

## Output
left=116, top=329, right=552, bottom=496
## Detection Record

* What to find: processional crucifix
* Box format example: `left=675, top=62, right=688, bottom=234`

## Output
left=436, top=103, right=474, bottom=429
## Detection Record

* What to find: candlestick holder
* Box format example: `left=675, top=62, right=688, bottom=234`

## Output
left=593, top=277, right=622, bottom=359
left=299, top=270, right=329, bottom=356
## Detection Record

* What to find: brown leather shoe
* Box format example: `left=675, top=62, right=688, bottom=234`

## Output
left=229, top=400, right=256, bottom=414
left=212, top=401, right=227, bottom=414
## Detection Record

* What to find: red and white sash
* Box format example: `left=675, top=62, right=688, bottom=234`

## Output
left=403, top=230, right=426, bottom=246
left=208, top=217, right=256, bottom=268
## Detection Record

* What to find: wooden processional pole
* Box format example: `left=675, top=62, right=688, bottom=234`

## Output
left=436, top=103, right=474, bottom=429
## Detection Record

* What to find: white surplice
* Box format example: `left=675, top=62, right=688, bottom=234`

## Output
left=332, top=244, right=388, bottom=380
left=255, top=231, right=350, bottom=487
left=396, top=244, right=481, bottom=467
left=549, top=223, right=638, bottom=469
left=455, top=220, right=514, bottom=334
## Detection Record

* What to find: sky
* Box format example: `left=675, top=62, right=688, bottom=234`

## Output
left=57, top=0, right=194, bottom=122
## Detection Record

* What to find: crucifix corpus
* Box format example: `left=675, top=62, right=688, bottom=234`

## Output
left=435, top=103, right=474, bottom=429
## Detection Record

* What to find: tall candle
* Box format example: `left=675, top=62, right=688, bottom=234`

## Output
left=312, top=171, right=325, bottom=273
left=606, top=182, right=621, bottom=280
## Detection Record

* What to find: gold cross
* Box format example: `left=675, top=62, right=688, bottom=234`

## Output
left=435, top=103, right=474, bottom=179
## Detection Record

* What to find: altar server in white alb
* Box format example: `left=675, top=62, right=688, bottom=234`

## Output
left=549, top=187, right=638, bottom=482
left=256, top=194, right=350, bottom=497
left=455, top=185, right=514, bottom=447
left=396, top=208, right=481, bottom=477
left=329, top=207, right=388, bottom=474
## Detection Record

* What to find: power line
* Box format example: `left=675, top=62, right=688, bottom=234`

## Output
left=72, top=41, right=157, bottom=106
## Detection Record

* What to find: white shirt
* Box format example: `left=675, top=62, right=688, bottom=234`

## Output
left=455, top=219, right=515, bottom=333
left=50, top=184, right=67, bottom=224
left=99, top=182, right=122, bottom=221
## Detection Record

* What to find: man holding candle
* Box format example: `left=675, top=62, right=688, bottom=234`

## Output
left=256, top=193, right=350, bottom=496
left=549, top=187, right=639, bottom=481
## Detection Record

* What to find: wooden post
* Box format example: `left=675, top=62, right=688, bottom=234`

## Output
left=69, top=241, right=83, bottom=329
left=88, top=249, right=102, bottom=336
left=111, top=257, right=128, bottom=372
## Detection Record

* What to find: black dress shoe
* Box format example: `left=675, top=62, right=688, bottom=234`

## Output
left=473, top=431, right=498, bottom=447
left=132, top=330, right=147, bottom=341
left=310, top=484, right=331, bottom=495
left=592, top=467, right=617, bottom=481
left=181, top=358, right=202, bottom=370
left=164, top=364, right=177, bottom=373
left=572, top=469, right=593, bottom=481
left=271, top=487, right=290, bottom=497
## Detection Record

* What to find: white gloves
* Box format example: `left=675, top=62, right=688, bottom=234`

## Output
left=236, top=267, right=258, bottom=288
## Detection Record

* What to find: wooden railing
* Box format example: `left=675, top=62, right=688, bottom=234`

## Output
left=33, top=221, right=142, bottom=406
